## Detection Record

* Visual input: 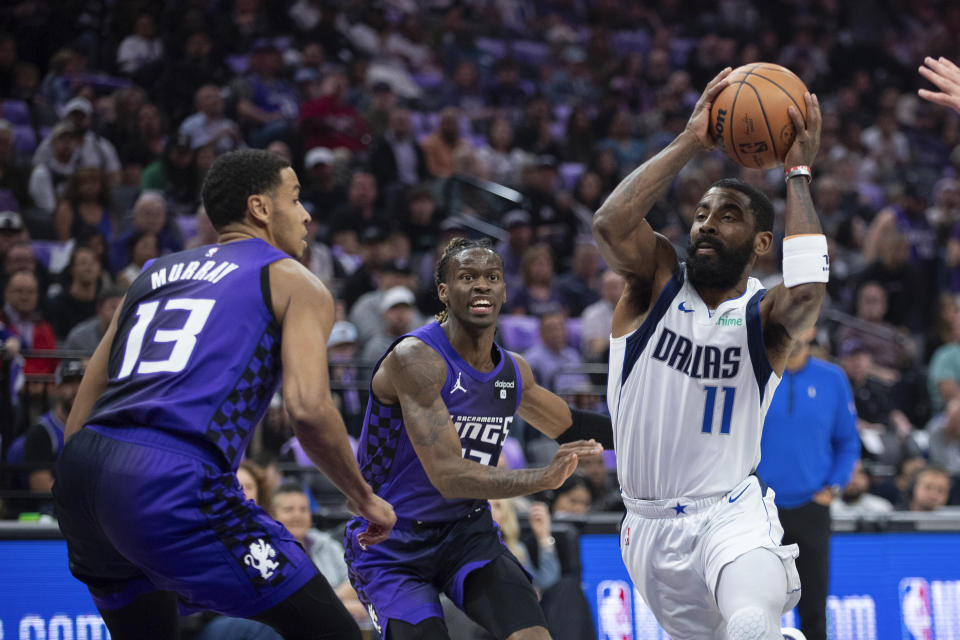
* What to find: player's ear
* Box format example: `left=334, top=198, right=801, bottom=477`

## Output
left=247, top=193, right=270, bottom=225
left=437, top=282, right=448, bottom=305
left=753, top=230, right=773, bottom=255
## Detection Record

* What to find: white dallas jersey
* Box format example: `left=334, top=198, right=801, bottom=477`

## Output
left=608, top=263, right=780, bottom=500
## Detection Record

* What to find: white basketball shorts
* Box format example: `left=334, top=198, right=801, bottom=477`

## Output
left=619, top=474, right=801, bottom=639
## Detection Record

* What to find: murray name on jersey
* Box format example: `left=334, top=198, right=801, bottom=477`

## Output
left=149, top=259, right=240, bottom=290
left=650, top=327, right=741, bottom=380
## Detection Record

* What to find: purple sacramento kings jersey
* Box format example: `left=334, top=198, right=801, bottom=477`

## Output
left=357, top=321, right=522, bottom=522
left=86, top=238, right=290, bottom=470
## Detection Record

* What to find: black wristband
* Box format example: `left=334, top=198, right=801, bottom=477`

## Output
left=556, top=407, right=614, bottom=449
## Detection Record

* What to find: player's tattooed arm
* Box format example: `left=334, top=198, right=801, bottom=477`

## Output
left=385, top=340, right=600, bottom=498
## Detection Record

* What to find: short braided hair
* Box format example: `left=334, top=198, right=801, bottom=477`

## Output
left=433, top=236, right=499, bottom=323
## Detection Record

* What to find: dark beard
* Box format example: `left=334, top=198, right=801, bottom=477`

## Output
left=685, top=235, right=754, bottom=291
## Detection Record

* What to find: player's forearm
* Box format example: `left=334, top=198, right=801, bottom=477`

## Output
left=293, top=414, right=374, bottom=506
left=594, top=130, right=703, bottom=237
left=432, top=461, right=549, bottom=500
left=783, top=174, right=822, bottom=237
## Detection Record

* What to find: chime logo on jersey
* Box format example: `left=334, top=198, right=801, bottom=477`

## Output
left=651, top=327, right=741, bottom=380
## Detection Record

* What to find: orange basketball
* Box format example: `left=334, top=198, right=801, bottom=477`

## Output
left=709, top=63, right=808, bottom=170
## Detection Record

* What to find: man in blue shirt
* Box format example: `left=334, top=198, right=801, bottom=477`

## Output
left=759, top=326, right=860, bottom=640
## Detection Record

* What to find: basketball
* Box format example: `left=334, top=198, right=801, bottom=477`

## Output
left=710, top=63, right=808, bottom=170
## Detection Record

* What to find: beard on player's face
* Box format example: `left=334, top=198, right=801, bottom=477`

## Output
left=685, top=233, right=755, bottom=290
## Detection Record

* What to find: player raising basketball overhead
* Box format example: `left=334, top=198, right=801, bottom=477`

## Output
left=593, top=68, right=825, bottom=639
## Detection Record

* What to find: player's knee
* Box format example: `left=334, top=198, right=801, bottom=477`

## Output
left=725, top=606, right=776, bottom=640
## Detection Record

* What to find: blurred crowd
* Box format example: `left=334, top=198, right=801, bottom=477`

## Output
left=2, top=0, right=960, bottom=533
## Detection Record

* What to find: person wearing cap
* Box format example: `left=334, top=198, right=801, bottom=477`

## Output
left=33, top=96, right=121, bottom=186
left=327, top=320, right=366, bottom=438
left=363, top=80, right=397, bottom=138
left=758, top=327, right=860, bottom=640
left=301, top=146, right=346, bottom=215
left=21, top=359, right=87, bottom=501
left=179, top=84, right=244, bottom=155
left=28, top=120, right=79, bottom=214
left=0, top=209, right=28, bottom=263
left=358, top=285, right=423, bottom=364
left=349, top=258, right=423, bottom=347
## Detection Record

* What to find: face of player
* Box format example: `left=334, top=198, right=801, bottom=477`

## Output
left=438, top=248, right=506, bottom=330
left=272, top=491, right=311, bottom=542
left=686, top=187, right=760, bottom=291
left=237, top=468, right=258, bottom=504
left=267, top=167, right=310, bottom=259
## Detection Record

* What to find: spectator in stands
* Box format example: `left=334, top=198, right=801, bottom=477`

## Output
left=270, top=484, right=369, bottom=624
left=925, top=398, right=960, bottom=498
left=339, top=226, right=391, bottom=312
left=45, top=243, right=100, bottom=341
left=362, top=81, right=397, bottom=139
left=398, top=185, right=444, bottom=260
left=121, top=102, right=167, bottom=166
left=420, top=107, right=470, bottom=179
left=178, top=84, right=243, bottom=155
left=577, top=453, right=622, bottom=513
left=570, top=171, right=605, bottom=236
left=329, top=170, right=388, bottom=242
left=299, top=69, right=370, bottom=153
left=556, top=240, right=601, bottom=317
left=326, top=321, right=366, bottom=439
left=33, top=97, right=121, bottom=186
left=116, top=13, right=164, bottom=76
left=0, top=120, right=29, bottom=210
left=140, top=134, right=200, bottom=216
left=63, top=285, right=123, bottom=355
left=856, top=227, right=921, bottom=331
left=350, top=259, right=423, bottom=348
left=155, top=30, right=230, bottom=126
left=522, top=309, right=588, bottom=394
left=53, top=167, right=114, bottom=243
left=3, top=270, right=57, bottom=377
left=927, top=310, right=960, bottom=415
left=229, top=39, right=299, bottom=148
left=475, top=116, right=523, bottom=188
left=523, top=155, right=577, bottom=263
left=495, top=209, right=534, bottom=294
left=21, top=359, right=85, bottom=501
left=839, top=338, right=918, bottom=467
left=560, top=105, right=597, bottom=164
left=115, top=231, right=157, bottom=288
left=300, top=147, right=346, bottom=217
left=505, top=243, right=565, bottom=316
left=905, top=466, right=952, bottom=512
left=3, top=241, right=50, bottom=305
left=580, top=269, right=624, bottom=362
left=832, top=282, right=916, bottom=383
left=111, top=191, right=182, bottom=272
left=830, top=461, right=894, bottom=517
left=597, top=109, right=645, bottom=173
left=550, top=472, right=592, bottom=516
left=368, top=107, right=429, bottom=199
left=0, top=209, right=27, bottom=265
left=359, top=285, right=420, bottom=363
left=491, top=498, right=560, bottom=591
left=28, top=121, right=79, bottom=217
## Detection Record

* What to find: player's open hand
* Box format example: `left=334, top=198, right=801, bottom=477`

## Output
left=348, top=494, right=396, bottom=547
left=784, top=92, right=821, bottom=170
left=541, top=440, right=603, bottom=490
left=685, top=67, right=732, bottom=150
left=919, top=56, right=960, bottom=115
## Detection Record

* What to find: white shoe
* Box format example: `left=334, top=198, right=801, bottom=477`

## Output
left=781, top=629, right=807, bottom=640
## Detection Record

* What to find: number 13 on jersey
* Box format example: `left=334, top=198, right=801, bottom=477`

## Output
left=118, top=298, right=216, bottom=378
left=701, top=385, right=735, bottom=435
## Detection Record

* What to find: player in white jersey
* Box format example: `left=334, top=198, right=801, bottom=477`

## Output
left=593, top=68, right=827, bottom=640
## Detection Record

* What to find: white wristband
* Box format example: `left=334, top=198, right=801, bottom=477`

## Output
left=782, top=234, right=829, bottom=287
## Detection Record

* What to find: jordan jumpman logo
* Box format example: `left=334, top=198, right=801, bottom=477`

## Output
left=451, top=371, right=467, bottom=394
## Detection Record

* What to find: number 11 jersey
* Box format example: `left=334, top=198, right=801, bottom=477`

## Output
left=86, top=238, right=290, bottom=470
left=608, top=263, right=781, bottom=501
